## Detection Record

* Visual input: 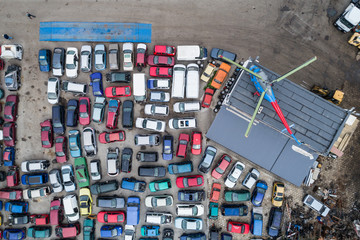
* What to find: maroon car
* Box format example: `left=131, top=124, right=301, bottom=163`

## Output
left=147, top=55, right=175, bottom=67
left=154, top=45, right=176, bottom=56
left=40, top=119, right=53, bottom=148
left=149, top=67, right=173, bottom=78
left=0, top=188, right=22, bottom=200
left=30, top=214, right=50, bottom=225
left=50, top=199, right=63, bottom=225
left=55, top=222, right=81, bottom=238
left=6, top=167, right=19, bottom=187
left=79, top=97, right=91, bottom=126
left=176, top=133, right=189, bottom=158
left=55, top=136, right=67, bottom=163
left=4, top=95, right=18, bottom=122
left=3, top=122, right=16, bottom=147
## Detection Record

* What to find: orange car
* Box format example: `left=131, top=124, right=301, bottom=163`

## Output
left=210, top=183, right=222, bottom=202
left=211, top=62, right=231, bottom=89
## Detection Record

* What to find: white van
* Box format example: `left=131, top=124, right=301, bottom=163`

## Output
left=177, top=45, right=208, bottom=61
left=133, top=73, right=146, bottom=102
left=303, top=194, right=330, bottom=217
left=145, top=212, right=172, bottom=224
left=62, top=81, right=87, bottom=95
left=63, top=194, right=80, bottom=222
left=186, top=63, right=199, bottom=99
left=1, top=44, right=23, bottom=60
left=172, top=64, right=186, bottom=98
left=173, top=102, right=200, bottom=113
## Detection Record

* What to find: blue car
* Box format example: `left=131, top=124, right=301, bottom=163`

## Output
left=180, top=232, right=206, bottom=240
left=38, top=49, right=51, bottom=72
left=52, top=105, right=65, bottom=135
left=162, top=135, right=173, bottom=160
left=21, top=173, right=48, bottom=185
left=3, top=147, right=15, bottom=166
left=100, top=225, right=122, bottom=238
left=69, top=130, right=82, bottom=158
left=251, top=180, right=268, bottom=207
left=0, top=200, right=2, bottom=210
left=141, top=226, right=160, bottom=236
left=3, top=228, right=26, bottom=240
left=90, top=72, right=104, bottom=97
left=127, top=196, right=140, bottom=225
left=168, top=161, right=193, bottom=174
left=121, top=178, right=146, bottom=192
left=5, top=201, right=29, bottom=213
left=66, top=99, right=78, bottom=127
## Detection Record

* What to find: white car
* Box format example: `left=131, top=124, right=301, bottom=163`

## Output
left=144, top=104, right=169, bottom=116
left=176, top=204, right=204, bottom=216
left=123, top=43, right=134, bottom=71
left=47, top=77, right=60, bottom=104
left=49, top=169, right=63, bottom=193
left=83, top=127, right=97, bottom=156
left=23, top=186, right=52, bottom=200
left=224, top=162, right=245, bottom=188
left=107, top=147, right=120, bottom=177
left=80, top=45, right=92, bottom=72
left=124, top=225, right=135, bottom=240
left=21, top=160, right=50, bottom=173
left=303, top=194, right=330, bottom=217
left=174, top=217, right=203, bottom=230
left=136, top=118, right=166, bottom=132
left=90, top=160, right=101, bottom=181
left=61, top=164, right=76, bottom=192
left=65, top=47, right=79, bottom=78
left=173, top=102, right=200, bottom=113
left=148, top=79, right=171, bottom=89
left=242, top=168, right=260, bottom=189
left=168, top=118, right=197, bottom=129
left=94, top=44, right=106, bottom=71
left=63, top=194, right=80, bottom=222
left=149, top=91, right=170, bottom=102
left=145, top=195, right=173, bottom=207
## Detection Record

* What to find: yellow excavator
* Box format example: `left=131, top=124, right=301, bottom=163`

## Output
left=311, top=86, right=344, bottom=105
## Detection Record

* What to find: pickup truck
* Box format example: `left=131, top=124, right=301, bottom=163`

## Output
left=334, top=0, right=360, bottom=33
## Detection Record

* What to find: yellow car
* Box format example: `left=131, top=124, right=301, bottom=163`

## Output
left=79, top=188, right=92, bottom=216
left=271, top=182, right=285, bottom=207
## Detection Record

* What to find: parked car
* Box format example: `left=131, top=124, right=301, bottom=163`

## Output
left=90, top=180, right=119, bottom=195
left=80, top=45, right=92, bottom=72
left=242, top=168, right=260, bottom=189
left=3, top=122, right=16, bottom=146
left=136, top=117, right=166, bottom=132
left=176, top=133, right=189, bottom=158
left=272, top=182, right=285, bottom=207
left=106, top=99, right=120, bottom=129
left=127, top=196, right=140, bottom=225
left=122, top=100, right=134, bottom=129
left=66, top=99, right=78, bottom=127
left=62, top=80, right=87, bottom=95
left=68, top=129, right=82, bottom=158
left=303, top=194, right=330, bottom=217
left=191, top=131, right=202, bottom=155
left=250, top=208, right=263, bottom=236
left=109, top=44, right=119, bottom=70
left=106, top=72, right=131, bottom=83
left=52, top=104, right=65, bottom=135
left=8, top=214, right=29, bottom=225
left=169, top=118, right=197, bottom=129
left=212, top=154, right=232, bottom=179
left=221, top=204, right=248, bottom=216
left=227, top=221, right=250, bottom=234
left=105, top=85, right=131, bottom=97
left=52, top=47, right=65, bottom=76
left=79, top=187, right=92, bottom=216
left=92, top=96, right=106, bottom=123
left=178, top=190, right=205, bottom=202
left=83, top=218, right=94, bottom=240
left=224, top=190, right=251, bottom=202
left=172, top=64, right=186, bottom=98
left=251, top=181, right=268, bottom=207
left=94, top=44, right=106, bottom=71
left=4, top=95, right=18, bottom=123
left=144, top=104, right=169, bottom=116
left=63, top=194, right=79, bottom=222
left=98, top=211, right=125, bottom=223
left=55, top=223, right=81, bottom=238
left=162, top=135, right=173, bottom=160
left=21, top=160, right=50, bottom=173
left=136, top=43, right=147, bottom=71
left=168, top=161, right=193, bottom=175
left=149, top=179, right=171, bottom=192
left=38, top=49, right=51, bottom=72
left=180, top=232, right=206, bottom=240
left=210, top=183, right=221, bottom=202
left=173, top=102, right=200, bottom=113
left=3, top=228, right=26, bottom=240
left=224, top=161, right=245, bottom=188
left=74, top=157, right=90, bottom=188
left=150, top=67, right=173, bottom=77
left=138, top=166, right=166, bottom=177
left=99, top=130, right=125, bottom=144
left=186, top=63, right=199, bottom=98
left=89, top=72, right=104, bottom=96
left=107, top=147, right=120, bottom=177
left=147, top=79, right=171, bottom=89
left=201, top=88, right=215, bottom=108
left=50, top=199, right=63, bottom=225
left=149, top=91, right=170, bottom=102
left=5, top=65, right=21, bottom=91
left=21, top=173, right=48, bottom=186
left=175, top=217, right=203, bottom=230
left=97, top=196, right=125, bottom=209
left=176, top=175, right=204, bottom=188
left=47, top=77, right=60, bottom=104
left=79, top=97, right=90, bottom=126
left=123, top=43, right=134, bottom=71
left=137, top=151, right=158, bottom=162
left=141, top=225, right=160, bottom=236
left=210, top=48, right=237, bottom=62
left=5, top=201, right=28, bottom=213
left=200, top=63, right=216, bottom=82
left=198, top=146, right=217, bottom=173
left=3, top=147, right=15, bottom=166
left=0, top=189, right=22, bottom=200
left=211, top=62, right=231, bottom=89
left=208, top=202, right=219, bottom=220
left=145, top=195, right=173, bottom=207
left=30, top=214, right=49, bottom=225
left=82, top=127, right=97, bottom=156
left=7, top=167, right=20, bottom=187
left=176, top=204, right=204, bottom=216
left=40, top=119, right=53, bottom=148
left=147, top=55, right=175, bottom=66
left=134, top=134, right=161, bottom=146
left=49, top=169, right=63, bottom=193
left=61, top=164, right=76, bottom=192
left=121, top=148, right=133, bottom=173
left=145, top=212, right=172, bottom=224
left=90, top=159, right=101, bottom=181
left=154, top=45, right=176, bottom=56
left=27, top=226, right=52, bottom=238
left=22, top=186, right=52, bottom=200
left=268, top=207, right=283, bottom=237
left=65, top=47, right=78, bottom=78
left=101, top=225, right=122, bottom=238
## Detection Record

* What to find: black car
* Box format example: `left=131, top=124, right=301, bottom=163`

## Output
left=180, top=232, right=206, bottom=240
left=66, top=99, right=78, bottom=127
left=178, top=190, right=205, bottom=202
left=9, top=214, right=29, bottom=225
left=138, top=166, right=166, bottom=177
left=122, top=100, right=134, bottom=129
left=136, top=151, right=158, bottom=162
left=221, top=233, right=232, bottom=240
left=163, top=229, right=174, bottom=240
left=268, top=207, right=283, bottom=237
left=90, top=180, right=119, bottom=195
left=97, top=196, right=125, bottom=209
left=5, top=65, right=21, bottom=91
left=0, top=171, right=6, bottom=182
left=121, top=148, right=133, bottom=173
left=52, top=47, right=65, bottom=76
left=52, top=105, right=65, bottom=135
left=106, top=72, right=131, bottom=83
left=210, top=226, right=219, bottom=240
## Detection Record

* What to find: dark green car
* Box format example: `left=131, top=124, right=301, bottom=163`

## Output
left=224, top=190, right=250, bottom=202
left=83, top=218, right=95, bottom=240
left=208, top=202, right=219, bottom=219
left=27, top=226, right=51, bottom=238
left=74, top=157, right=90, bottom=188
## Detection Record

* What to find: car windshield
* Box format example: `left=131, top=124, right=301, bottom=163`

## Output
left=164, top=145, right=171, bottom=154
left=48, top=91, right=57, bottom=99
left=39, top=59, right=48, bottom=66
left=53, top=53, right=62, bottom=68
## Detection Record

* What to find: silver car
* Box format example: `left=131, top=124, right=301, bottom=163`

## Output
left=49, top=169, right=63, bottom=193
left=94, top=44, right=106, bottom=71
left=47, top=77, right=60, bottom=104
left=83, top=127, right=97, bottom=156
left=145, top=195, right=173, bottom=207
left=92, top=97, right=106, bottom=123
left=109, top=44, right=119, bottom=70
left=61, top=164, right=76, bottom=192
left=90, top=159, right=101, bottom=181
left=144, top=104, right=169, bottom=116
left=80, top=45, right=92, bottom=72
left=174, top=217, right=203, bottom=230
left=224, top=161, right=245, bottom=188
left=107, top=147, right=120, bottom=177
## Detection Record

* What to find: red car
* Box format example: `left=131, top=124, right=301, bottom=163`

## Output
left=227, top=221, right=250, bottom=234
left=99, top=131, right=125, bottom=144
left=56, top=223, right=81, bottom=238
left=40, top=119, right=53, bottom=148
left=210, top=183, right=221, bottom=202
left=176, top=133, right=189, bottom=158
left=30, top=214, right=50, bottom=225
left=105, top=86, right=131, bottom=98
left=55, top=136, right=67, bottom=163
left=211, top=154, right=232, bottom=179
left=97, top=211, right=125, bottom=223
left=3, top=122, right=16, bottom=147
left=4, top=95, right=18, bottom=122
left=154, top=45, right=176, bottom=56
left=106, top=99, right=120, bottom=129
left=0, top=188, right=22, bottom=200
left=50, top=199, right=63, bottom=225
left=149, top=67, right=173, bottom=78
left=176, top=175, right=204, bottom=188
left=147, top=55, right=175, bottom=67
left=79, top=97, right=90, bottom=126
left=201, top=88, right=215, bottom=108
left=191, top=131, right=202, bottom=155
left=7, top=167, right=19, bottom=187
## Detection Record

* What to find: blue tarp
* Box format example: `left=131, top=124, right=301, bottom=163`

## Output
left=40, top=22, right=151, bottom=42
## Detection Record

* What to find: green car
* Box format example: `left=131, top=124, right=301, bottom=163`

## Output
left=28, top=226, right=52, bottom=238
left=208, top=202, right=219, bottom=219
left=224, top=190, right=250, bottom=202
left=75, top=157, right=90, bottom=188
left=149, top=179, right=171, bottom=192
left=83, top=218, right=95, bottom=240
